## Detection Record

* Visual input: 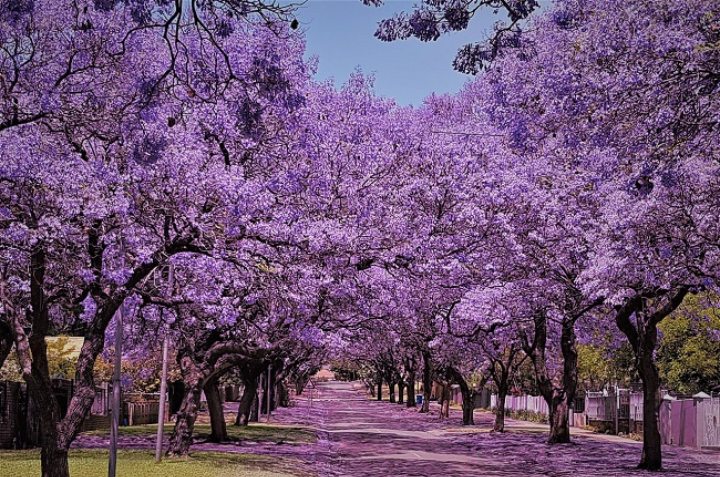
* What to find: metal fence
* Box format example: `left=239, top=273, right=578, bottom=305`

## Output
left=660, top=395, right=720, bottom=449
left=585, top=391, right=616, bottom=421
left=491, top=394, right=550, bottom=416
left=90, top=383, right=110, bottom=416
left=125, top=400, right=163, bottom=426
left=489, top=388, right=720, bottom=450
left=697, top=396, right=720, bottom=448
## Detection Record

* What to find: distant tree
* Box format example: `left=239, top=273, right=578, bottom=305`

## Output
left=45, top=337, right=77, bottom=380
left=577, top=343, right=637, bottom=392
left=1, top=336, right=79, bottom=381
left=657, top=295, right=720, bottom=395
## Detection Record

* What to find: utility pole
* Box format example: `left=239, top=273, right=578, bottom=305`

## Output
left=614, top=383, right=619, bottom=436
left=154, top=335, right=169, bottom=462
left=155, top=263, right=174, bottom=462
left=108, top=301, right=124, bottom=477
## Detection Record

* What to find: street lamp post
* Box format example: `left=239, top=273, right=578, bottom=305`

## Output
left=155, top=263, right=174, bottom=462
left=108, top=302, right=124, bottom=477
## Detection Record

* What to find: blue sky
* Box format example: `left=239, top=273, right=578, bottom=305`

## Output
left=294, top=1, right=501, bottom=106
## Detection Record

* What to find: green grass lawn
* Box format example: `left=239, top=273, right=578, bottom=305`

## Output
left=0, top=450, right=294, bottom=477
left=83, top=423, right=316, bottom=444
left=196, top=423, right=316, bottom=444
left=84, top=422, right=317, bottom=445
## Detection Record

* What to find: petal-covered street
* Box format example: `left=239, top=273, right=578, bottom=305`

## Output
left=278, top=381, right=720, bottom=477
left=65, top=379, right=720, bottom=477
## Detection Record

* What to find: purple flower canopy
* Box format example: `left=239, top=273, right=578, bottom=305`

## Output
left=0, top=0, right=718, bottom=472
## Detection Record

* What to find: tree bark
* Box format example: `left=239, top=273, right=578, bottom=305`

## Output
left=235, top=378, right=259, bottom=426
left=388, top=378, right=396, bottom=403
left=295, top=380, right=304, bottom=395
left=204, top=378, right=227, bottom=442
left=548, top=395, right=571, bottom=443
left=167, top=378, right=203, bottom=456
left=367, top=378, right=376, bottom=398
left=259, top=368, right=276, bottom=414
left=440, top=383, right=451, bottom=419
left=546, top=319, right=578, bottom=444
left=420, top=350, right=431, bottom=413
left=494, top=388, right=507, bottom=432
left=638, top=348, right=662, bottom=471
left=446, top=366, right=479, bottom=426
left=406, top=372, right=416, bottom=408
left=249, top=391, right=259, bottom=422
left=462, top=390, right=475, bottom=426
left=614, top=288, right=688, bottom=471
left=458, top=376, right=475, bottom=425
left=397, top=379, right=404, bottom=404
left=522, top=312, right=575, bottom=444
left=11, top=246, right=72, bottom=477
left=276, top=379, right=289, bottom=408
left=0, top=319, right=12, bottom=370
left=376, top=373, right=383, bottom=401
left=40, top=445, right=70, bottom=477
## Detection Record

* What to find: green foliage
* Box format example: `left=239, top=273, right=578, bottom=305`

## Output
left=657, top=294, right=720, bottom=394
left=0, top=336, right=79, bottom=381
left=512, top=357, right=540, bottom=395
left=0, top=349, right=22, bottom=381
left=46, top=336, right=78, bottom=379
left=577, top=343, right=637, bottom=391
left=505, top=409, right=548, bottom=424
left=93, top=347, right=181, bottom=392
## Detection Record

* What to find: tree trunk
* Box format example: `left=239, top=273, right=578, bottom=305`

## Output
left=11, top=246, right=90, bottom=477
left=447, top=366, right=477, bottom=426
left=7, top=233, right=191, bottom=476
left=40, top=443, right=70, bottom=477
left=494, top=388, right=507, bottom=432
left=614, top=289, right=689, bottom=471
left=462, top=390, right=474, bottom=426
left=547, top=394, right=571, bottom=443
left=638, top=333, right=662, bottom=470
left=376, top=375, right=383, bottom=401
left=249, top=391, right=259, bottom=422
left=276, top=379, right=289, bottom=407
left=367, top=379, right=376, bottom=397
left=406, top=372, right=416, bottom=408
left=388, top=379, right=396, bottom=403
left=235, top=378, right=258, bottom=426
left=167, top=379, right=203, bottom=456
left=549, top=318, right=578, bottom=444
left=420, top=351, right=431, bottom=413
left=204, top=378, right=227, bottom=442
left=0, top=320, right=12, bottom=370
left=259, top=370, right=276, bottom=414
left=440, top=384, right=451, bottom=419
left=295, top=379, right=306, bottom=396
left=523, top=311, right=575, bottom=444
left=397, top=380, right=404, bottom=404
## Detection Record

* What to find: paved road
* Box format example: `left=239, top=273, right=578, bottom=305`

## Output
left=72, top=380, right=720, bottom=476
left=301, top=381, right=720, bottom=477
